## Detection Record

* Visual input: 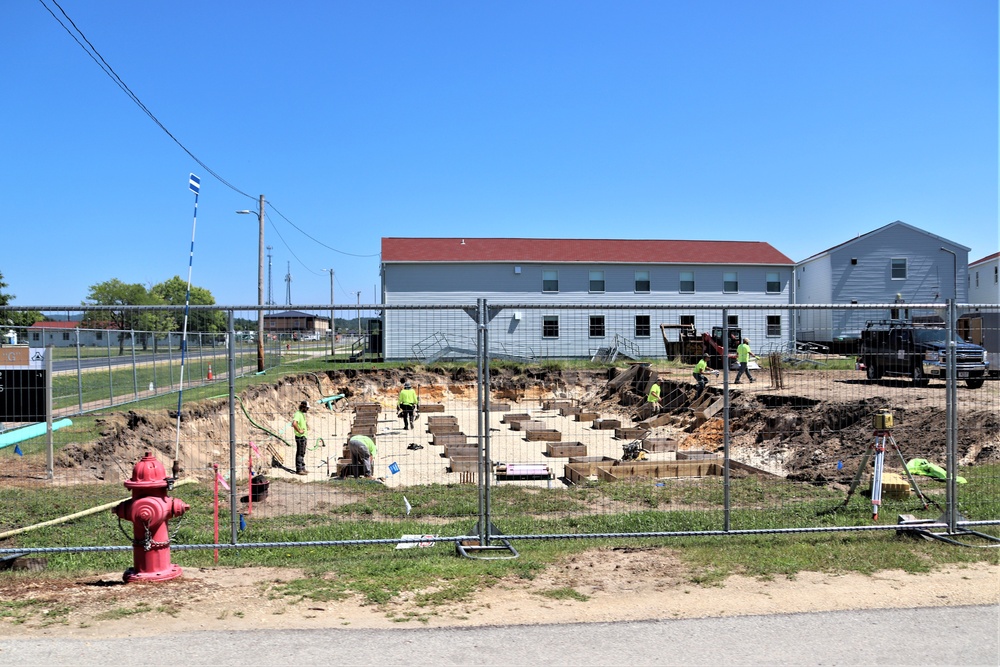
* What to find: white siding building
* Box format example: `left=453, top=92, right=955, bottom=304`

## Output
left=381, top=238, right=794, bottom=361
left=968, top=252, right=1000, bottom=305
left=795, top=221, right=970, bottom=345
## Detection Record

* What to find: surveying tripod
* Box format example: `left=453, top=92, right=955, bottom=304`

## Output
left=843, top=428, right=937, bottom=522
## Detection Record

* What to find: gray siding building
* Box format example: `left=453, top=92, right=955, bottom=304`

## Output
left=381, top=238, right=794, bottom=361
left=795, top=221, right=970, bottom=344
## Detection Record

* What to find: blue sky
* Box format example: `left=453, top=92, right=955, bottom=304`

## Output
left=3, top=1, right=997, bottom=309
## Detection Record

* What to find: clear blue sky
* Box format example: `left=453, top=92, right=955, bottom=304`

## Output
left=3, top=1, right=997, bottom=309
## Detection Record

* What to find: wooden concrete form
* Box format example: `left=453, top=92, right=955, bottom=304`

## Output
left=564, top=459, right=723, bottom=485
left=644, top=438, right=678, bottom=453
left=444, top=444, right=479, bottom=458
left=524, top=429, right=562, bottom=442
left=575, top=412, right=598, bottom=422
left=542, top=399, right=575, bottom=411
left=353, top=403, right=381, bottom=414
left=545, top=442, right=587, bottom=458
left=501, top=413, right=532, bottom=424
left=559, top=406, right=582, bottom=417
left=432, top=433, right=473, bottom=447
left=676, top=450, right=718, bottom=461
left=449, top=456, right=481, bottom=473
left=636, top=413, right=674, bottom=429
left=592, top=418, right=621, bottom=430
left=694, top=398, right=724, bottom=421
left=615, top=427, right=648, bottom=440
left=420, top=403, right=445, bottom=413
left=427, top=422, right=462, bottom=435
left=488, top=402, right=511, bottom=412
left=510, top=419, right=545, bottom=432
left=426, top=415, right=458, bottom=425
left=350, top=424, right=376, bottom=436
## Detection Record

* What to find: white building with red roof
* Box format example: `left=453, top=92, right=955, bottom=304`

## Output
left=380, top=237, right=794, bottom=361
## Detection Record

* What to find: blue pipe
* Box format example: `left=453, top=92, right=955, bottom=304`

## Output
left=0, top=419, right=73, bottom=450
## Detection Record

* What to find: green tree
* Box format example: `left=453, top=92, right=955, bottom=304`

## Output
left=150, top=276, right=225, bottom=336
left=0, top=269, right=43, bottom=330
left=83, top=279, right=155, bottom=355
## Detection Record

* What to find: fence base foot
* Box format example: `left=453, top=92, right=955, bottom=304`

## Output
left=455, top=522, right=519, bottom=560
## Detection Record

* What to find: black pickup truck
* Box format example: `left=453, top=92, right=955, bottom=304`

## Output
left=859, top=319, right=989, bottom=388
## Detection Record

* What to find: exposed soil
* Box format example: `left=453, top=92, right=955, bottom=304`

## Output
left=9, top=364, right=996, bottom=489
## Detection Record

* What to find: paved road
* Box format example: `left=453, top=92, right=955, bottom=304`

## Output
left=1, top=605, right=996, bottom=666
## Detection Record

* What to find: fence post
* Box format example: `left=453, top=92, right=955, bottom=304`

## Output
left=227, top=310, right=238, bottom=545
left=106, top=329, right=113, bottom=407
left=722, top=307, right=731, bottom=532
left=476, top=298, right=489, bottom=545
left=75, top=327, right=83, bottom=413
left=945, top=299, right=958, bottom=532
left=130, top=329, right=138, bottom=400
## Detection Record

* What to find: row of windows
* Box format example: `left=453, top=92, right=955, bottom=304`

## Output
left=32, top=331, right=105, bottom=341
left=541, top=314, right=783, bottom=338
left=970, top=266, right=999, bottom=287
left=541, top=270, right=782, bottom=294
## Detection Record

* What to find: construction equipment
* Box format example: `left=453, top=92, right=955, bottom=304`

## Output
left=842, top=410, right=937, bottom=521
left=621, top=430, right=651, bottom=461
left=660, top=323, right=701, bottom=362
left=703, top=326, right=741, bottom=370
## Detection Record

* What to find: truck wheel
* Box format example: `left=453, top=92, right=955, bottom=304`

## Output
left=866, top=364, right=881, bottom=380
left=966, top=379, right=985, bottom=389
left=911, top=366, right=930, bottom=388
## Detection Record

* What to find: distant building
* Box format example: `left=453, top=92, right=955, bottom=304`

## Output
left=27, top=321, right=119, bottom=347
left=263, top=310, right=330, bottom=339
left=381, top=237, right=794, bottom=361
left=795, top=221, right=970, bottom=345
left=968, top=252, right=999, bottom=305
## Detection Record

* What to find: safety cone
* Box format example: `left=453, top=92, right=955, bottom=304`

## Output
left=207, top=364, right=213, bottom=380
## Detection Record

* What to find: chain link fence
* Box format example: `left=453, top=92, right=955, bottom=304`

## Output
left=1, top=302, right=997, bottom=558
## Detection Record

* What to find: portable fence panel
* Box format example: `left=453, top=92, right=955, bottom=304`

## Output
left=955, top=304, right=1000, bottom=523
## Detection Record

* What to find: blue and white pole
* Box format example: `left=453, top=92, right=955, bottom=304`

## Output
left=173, top=173, right=200, bottom=478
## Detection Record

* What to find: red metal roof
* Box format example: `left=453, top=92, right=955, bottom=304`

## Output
left=382, top=238, right=793, bottom=265
left=29, top=321, right=80, bottom=329
left=970, top=251, right=999, bottom=267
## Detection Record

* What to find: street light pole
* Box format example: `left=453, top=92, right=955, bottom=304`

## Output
left=237, top=195, right=266, bottom=372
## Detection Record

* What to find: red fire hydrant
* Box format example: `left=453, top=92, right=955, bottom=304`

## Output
left=112, top=452, right=190, bottom=583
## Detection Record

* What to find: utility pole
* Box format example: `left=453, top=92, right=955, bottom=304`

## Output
left=285, top=261, right=292, bottom=305
left=355, top=291, right=362, bottom=345
left=236, top=196, right=266, bottom=373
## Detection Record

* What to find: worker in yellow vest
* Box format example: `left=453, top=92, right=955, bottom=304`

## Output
left=734, top=338, right=757, bottom=384
left=398, top=381, right=418, bottom=430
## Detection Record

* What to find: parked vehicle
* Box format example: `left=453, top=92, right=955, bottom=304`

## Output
left=959, top=312, right=1000, bottom=379
left=858, top=319, right=989, bottom=388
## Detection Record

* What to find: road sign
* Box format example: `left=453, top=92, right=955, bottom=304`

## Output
left=189, top=173, right=200, bottom=194
left=0, top=369, right=46, bottom=422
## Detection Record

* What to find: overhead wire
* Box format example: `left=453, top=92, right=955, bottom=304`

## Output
left=40, top=0, right=380, bottom=283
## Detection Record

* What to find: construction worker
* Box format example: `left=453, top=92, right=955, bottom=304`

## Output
left=646, top=380, right=662, bottom=412
left=398, top=381, right=418, bottom=430
left=693, top=353, right=713, bottom=398
left=734, top=338, right=757, bottom=384
left=292, top=401, right=309, bottom=475
left=342, top=434, right=377, bottom=478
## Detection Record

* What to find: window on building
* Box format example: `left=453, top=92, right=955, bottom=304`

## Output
left=32, top=332, right=40, bottom=341
left=680, top=315, right=695, bottom=328
left=635, top=315, right=651, bottom=337
left=975, top=271, right=979, bottom=288
left=891, top=258, right=907, bottom=279
left=542, top=315, right=559, bottom=338
left=542, top=270, right=559, bottom=293
left=589, top=271, right=605, bottom=293
left=96, top=331, right=103, bottom=341
left=766, top=272, right=780, bottom=293
left=679, top=271, right=694, bottom=293
left=634, top=271, right=650, bottom=293
left=767, top=315, right=781, bottom=337
left=723, top=272, right=739, bottom=293
left=995, top=266, right=998, bottom=284
left=727, top=315, right=739, bottom=328
left=589, top=315, right=605, bottom=337
left=62, top=332, right=70, bottom=341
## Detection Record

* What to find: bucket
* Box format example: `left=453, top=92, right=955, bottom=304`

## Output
left=250, top=475, right=270, bottom=502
